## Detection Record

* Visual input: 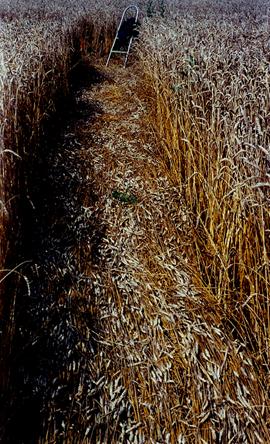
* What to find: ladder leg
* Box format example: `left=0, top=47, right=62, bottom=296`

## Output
left=106, top=36, right=118, bottom=66
left=124, top=37, right=133, bottom=68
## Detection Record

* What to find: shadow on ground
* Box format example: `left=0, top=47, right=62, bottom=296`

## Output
left=5, top=61, right=109, bottom=444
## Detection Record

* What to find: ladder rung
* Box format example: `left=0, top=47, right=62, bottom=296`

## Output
left=111, top=50, right=128, bottom=54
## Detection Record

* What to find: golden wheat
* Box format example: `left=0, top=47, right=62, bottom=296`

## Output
left=1, top=0, right=270, bottom=442
left=140, top=1, right=270, bottom=367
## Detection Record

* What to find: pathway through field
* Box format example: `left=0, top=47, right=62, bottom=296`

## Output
left=11, top=60, right=269, bottom=444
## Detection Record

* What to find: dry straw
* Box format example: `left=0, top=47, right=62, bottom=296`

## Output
left=1, top=0, right=270, bottom=442
left=139, top=0, right=270, bottom=387
left=0, top=0, right=121, bottom=415
left=0, top=0, right=151, bottom=434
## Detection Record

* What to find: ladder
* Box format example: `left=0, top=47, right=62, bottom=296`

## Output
left=106, top=5, right=139, bottom=68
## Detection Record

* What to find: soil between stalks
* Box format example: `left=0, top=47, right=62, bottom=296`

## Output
left=6, top=60, right=270, bottom=443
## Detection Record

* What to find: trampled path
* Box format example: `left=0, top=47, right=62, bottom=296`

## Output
left=11, top=61, right=269, bottom=443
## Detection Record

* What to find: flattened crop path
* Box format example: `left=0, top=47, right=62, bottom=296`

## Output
left=12, top=61, right=269, bottom=444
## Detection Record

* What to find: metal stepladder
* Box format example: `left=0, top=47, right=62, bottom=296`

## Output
left=106, top=5, right=139, bottom=68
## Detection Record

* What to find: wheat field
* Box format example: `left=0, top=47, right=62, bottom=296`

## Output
left=140, top=0, right=270, bottom=366
left=1, top=0, right=270, bottom=442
